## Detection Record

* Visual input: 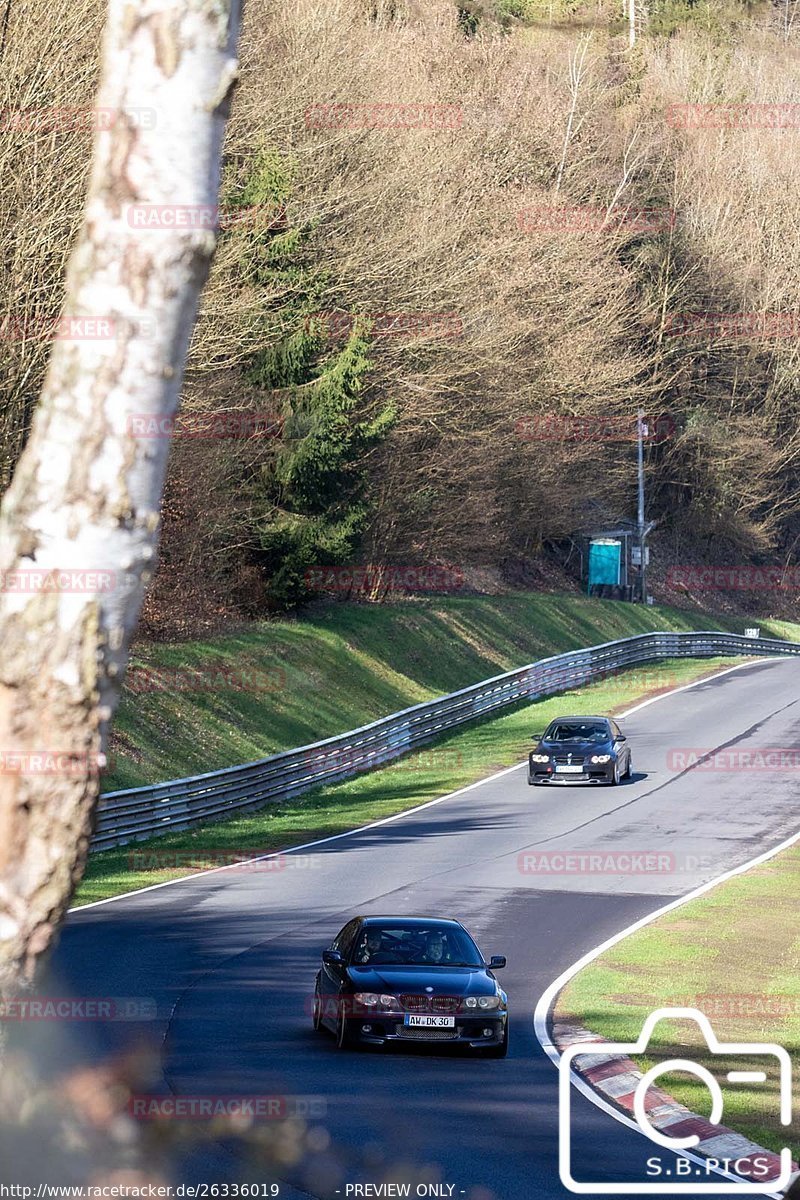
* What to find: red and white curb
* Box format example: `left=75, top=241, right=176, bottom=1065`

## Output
left=554, top=1020, right=798, bottom=1193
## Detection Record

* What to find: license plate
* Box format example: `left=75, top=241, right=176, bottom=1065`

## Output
left=404, top=1014, right=455, bottom=1028
left=555, top=765, right=583, bottom=773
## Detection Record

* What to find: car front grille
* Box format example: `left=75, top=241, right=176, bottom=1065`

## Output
left=552, top=754, right=585, bottom=765
left=400, top=994, right=428, bottom=1012
left=399, top=995, right=461, bottom=1013
left=396, top=1025, right=460, bottom=1041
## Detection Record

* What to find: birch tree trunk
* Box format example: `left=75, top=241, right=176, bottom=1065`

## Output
left=0, top=0, right=241, bottom=990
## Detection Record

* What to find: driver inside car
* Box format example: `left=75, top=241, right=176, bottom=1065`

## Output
left=354, top=928, right=402, bottom=964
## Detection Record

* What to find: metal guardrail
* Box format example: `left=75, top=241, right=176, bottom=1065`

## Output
left=93, top=630, right=800, bottom=852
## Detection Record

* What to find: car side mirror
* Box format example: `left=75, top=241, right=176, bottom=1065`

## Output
left=617, top=734, right=627, bottom=742
left=322, top=949, right=343, bottom=966
left=530, top=734, right=543, bottom=741
left=488, top=955, right=506, bottom=969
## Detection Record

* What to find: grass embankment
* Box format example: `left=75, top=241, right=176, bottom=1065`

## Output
left=556, top=845, right=800, bottom=1156
left=107, top=592, right=795, bottom=793
left=79, top=653, right=740, bottom=905
left=83, top=590, right=799, bottom=907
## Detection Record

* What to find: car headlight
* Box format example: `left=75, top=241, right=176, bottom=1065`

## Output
left=530, top=754, right=550, bottom=764
left=353, top=993, right=402, bottom=1010
left=590, top=754, right=611, bottom=764
left=464, top=997, right=478, bottom=1008
left=465, top=996, right=501, bottom=1009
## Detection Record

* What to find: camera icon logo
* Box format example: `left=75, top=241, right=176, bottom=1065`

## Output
left=558, top=1007, right=793, bottom=1194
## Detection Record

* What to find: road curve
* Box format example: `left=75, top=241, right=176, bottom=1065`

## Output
left=22, top=658, right=800, bottom=1198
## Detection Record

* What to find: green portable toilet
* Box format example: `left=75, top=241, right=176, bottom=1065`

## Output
left=588, top=538, right=621, bottom=591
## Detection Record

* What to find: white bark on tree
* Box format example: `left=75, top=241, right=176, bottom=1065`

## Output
left=0, top=0, right=241, bottom=989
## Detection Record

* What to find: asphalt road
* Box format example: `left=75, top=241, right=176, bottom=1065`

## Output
left=16, top=657, right=800, bottom=1198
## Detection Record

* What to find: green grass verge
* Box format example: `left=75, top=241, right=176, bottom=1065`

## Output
left=107, top=592, right=795, bottom=792
left=77, top=655, right=739, bottom=906
left=557, top=845, right=800, bottom=1155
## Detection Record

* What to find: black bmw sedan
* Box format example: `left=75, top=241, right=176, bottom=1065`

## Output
left=528, top=715, right=632, bottom=786
left=313, top=916, right=508, bottom=1056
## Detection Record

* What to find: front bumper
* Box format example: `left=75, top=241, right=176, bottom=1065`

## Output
left=348, top=1012, right=507, bottom=1047
left=528, top=764, right=613, bottom=785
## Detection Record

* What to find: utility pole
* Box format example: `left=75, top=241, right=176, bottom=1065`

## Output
left=637, top=411, right=647, bottom=603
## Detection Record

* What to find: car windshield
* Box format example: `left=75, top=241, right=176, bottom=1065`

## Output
left=545, top=722, right=609, bottom=743
left=351, top=923, right=483, bottom=967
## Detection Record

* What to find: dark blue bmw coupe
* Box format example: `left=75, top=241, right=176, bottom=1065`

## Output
left=313, top=916, right=508, bottom=1056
